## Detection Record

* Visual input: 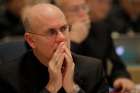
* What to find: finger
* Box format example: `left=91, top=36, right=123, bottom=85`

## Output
left=54, top=49, right=64, bottom=65
left=64, top=53, right=71, bottom=63
left=51, top=42, right=65, bottom=63
left=120, top=82, right=134, bottom=93
left=121, top=86, right=128, bottom=93
left=63, top=45, right=72, bottom=59
left=64, top=49, right=74, bottom=68
left=56, top=53, right=65, bottom=69
left=64, top=53, right=74, bottom=69
left=53, top=42, right=64, bottom=58
left=48, top=51, right=64, bottom=75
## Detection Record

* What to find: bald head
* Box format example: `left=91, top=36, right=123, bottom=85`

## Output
left=22, top=3, right=67, bottom=32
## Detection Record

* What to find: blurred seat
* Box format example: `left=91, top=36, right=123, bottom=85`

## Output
left=0, top=40, right=27, bottom=64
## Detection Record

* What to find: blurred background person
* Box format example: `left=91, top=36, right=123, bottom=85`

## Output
left=109, top=0, right=140, bottom=36
left=0, top=0, right=50, bottom=40
left=54, top=0, right=91, bottom=44
left=54, top=0, right=91, bottom=55
left=0, top=0, right=25, bottom=39
left=54, top=0, right=135, bottom=92
left=0, top=0, right=51, bottom=51
left=85, top=0, right=135, bottom=92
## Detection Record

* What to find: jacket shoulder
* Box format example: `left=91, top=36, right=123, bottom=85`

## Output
left=73, top=53, right=103, bottom=75
left=0, top=56, right=22, bottom=91
left=73, top=53, right=102, bottom=67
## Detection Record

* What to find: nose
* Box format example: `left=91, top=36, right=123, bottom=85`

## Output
left=55, top=31, right=66, bottom=43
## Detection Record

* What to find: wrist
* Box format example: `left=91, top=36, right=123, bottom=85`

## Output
left=66, top=84, right=80, bottom=93
left=46, top=84, right=58, bottom=93
left=73, top=84, right=80, bottom=93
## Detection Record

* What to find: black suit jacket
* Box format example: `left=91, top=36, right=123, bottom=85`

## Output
left=71, top=22, right=131, bottom=86
left=0, top=50, right=108, bottom=93
left=0, top=77, right=17, bottom=93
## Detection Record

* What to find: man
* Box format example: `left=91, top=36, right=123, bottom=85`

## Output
left=0, top=4, right=108, bottom=93
left=55, top=0, right=134, bottom=93
left=54, top=0, right=90, bottom=44
left=86, top=0, right=135, bottom=92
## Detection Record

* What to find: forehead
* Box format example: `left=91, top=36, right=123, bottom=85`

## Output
left=29, top=5, right=67, bottom=32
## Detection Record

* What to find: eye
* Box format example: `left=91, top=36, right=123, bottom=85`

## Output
left=47, top=29, right=57, bottom=36
left=60, top=25, right=68, bottom=32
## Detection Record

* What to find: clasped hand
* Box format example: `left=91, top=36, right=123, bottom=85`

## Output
left=46, top=42, right=76, bottom=93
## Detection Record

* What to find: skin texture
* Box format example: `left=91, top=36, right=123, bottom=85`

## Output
left=22, top=4, right=78, bottom=93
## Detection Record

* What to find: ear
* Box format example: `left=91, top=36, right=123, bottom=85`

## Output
left=24, top=32, right=36, bottom=49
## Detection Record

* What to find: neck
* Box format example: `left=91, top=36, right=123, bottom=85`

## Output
left=33, top=50, right=49, bottom=67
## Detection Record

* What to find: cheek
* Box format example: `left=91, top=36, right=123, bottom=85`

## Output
left=44, top=40, right=56, bottom=54
left=36, top=39, right=57, bottom=59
